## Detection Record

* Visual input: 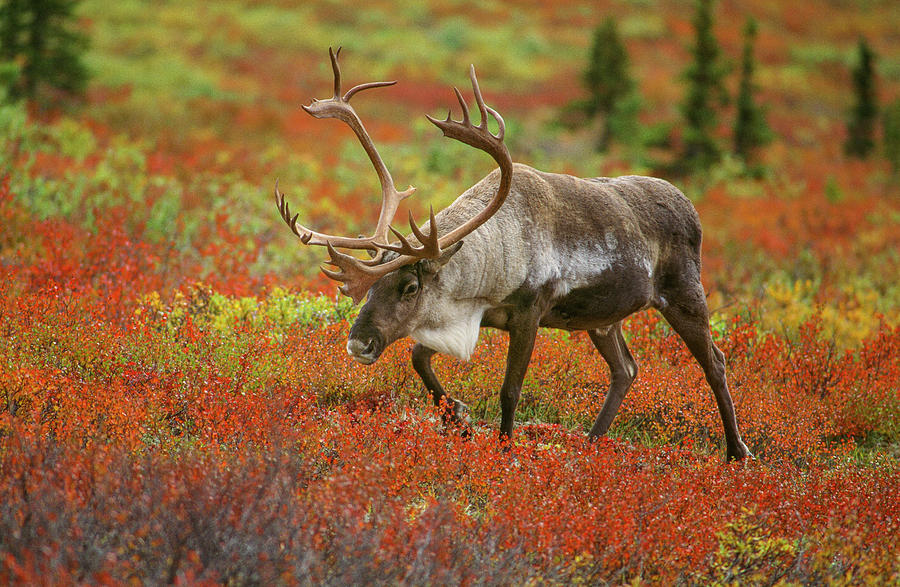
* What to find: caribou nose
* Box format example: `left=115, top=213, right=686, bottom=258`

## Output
left=347, top=337, right=378, bottom=364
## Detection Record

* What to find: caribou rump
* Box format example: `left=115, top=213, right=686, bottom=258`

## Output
left=276, top=48, right=750, bottom=461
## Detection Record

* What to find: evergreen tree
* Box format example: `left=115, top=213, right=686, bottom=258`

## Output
left=0, top=0, right=24, bottom=61
left=582, top=17, right=635, bottom=152
left=679, top=0, right=729, bottom=172
left=0, top=0, right=88, bottom=103
left=883, top=98, right=900, bottom=175
left=844, top=38, right=877, bottom=158
left=733, top=18, right=772, bottom=163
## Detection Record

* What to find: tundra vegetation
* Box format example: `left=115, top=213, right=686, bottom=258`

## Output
left=1, top=0, right=899, bottom=583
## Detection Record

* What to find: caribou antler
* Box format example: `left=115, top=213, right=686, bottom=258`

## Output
left=277, top=49, right=512, bottom=303
left=424, top=65, right=511, bottom=249
left=275, top=47, right=415, bottom=256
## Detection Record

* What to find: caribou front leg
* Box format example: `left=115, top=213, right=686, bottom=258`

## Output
left=499, top=311, right=541, bottom=442
left=411, top=343, right=470, bottom=428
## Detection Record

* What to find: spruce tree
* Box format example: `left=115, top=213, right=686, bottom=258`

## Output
left=0, top=0, right=24, bottom=61
left=844, top=38, right=877, bottom=158
left=679, top=0, right=729, bottom=172
left=582, top=17, right=635, bottom=152
left=0, top=0, right=88, bottom=103
left=883, top=98, right=900, bottom=175
left=733, top=18, right=772, bottom=163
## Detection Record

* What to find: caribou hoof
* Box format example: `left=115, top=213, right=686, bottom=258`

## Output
left=450, top=399, right=471, bottom=425
left=727, top=440, right=754, bottom=462
left=441, top=399, right=472, bottom=437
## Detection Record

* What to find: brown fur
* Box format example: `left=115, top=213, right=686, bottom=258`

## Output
left=348, top=164, right=751, bottom=461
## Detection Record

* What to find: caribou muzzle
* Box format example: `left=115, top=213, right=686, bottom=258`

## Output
left=346, top=337, right=380, bottom=364
left=346, top=323, right=384, bottom=365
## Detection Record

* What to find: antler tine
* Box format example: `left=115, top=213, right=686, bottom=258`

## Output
left=452, top=86, right=470, bottom=125
left=468, top=65, right=505, bottom=140
left=376, top=208, right=440, bottom=258
left=377, top=225, right=421, bottom=257
left=275, top=181, right=309, bottom=242
left=328, top=46, right=399, bottom=103
left=275, top=181, right=380, bottom=249
left=329, top=46, right=342, bottom=99
left=468, top=65, right=490, bottom=131
left=344, top=80, right=397, bottom=102
left=485, top=105, right=506, bottom=141
left=275, top=182, right=308, bottom=242
left=409, top=206, right=440, bottom=256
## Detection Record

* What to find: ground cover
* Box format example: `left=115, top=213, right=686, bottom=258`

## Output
left=2, top=0, right=898, bottom=582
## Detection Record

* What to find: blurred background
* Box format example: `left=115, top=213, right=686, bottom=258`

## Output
left=1, top=0, right=898, bottom=346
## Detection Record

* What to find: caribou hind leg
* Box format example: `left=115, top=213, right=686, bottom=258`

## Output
left=657, top=281, right=751, bottom=461
left=411, top=343, right=471, bottom=427
left=586, top=322, right=639, bottom=440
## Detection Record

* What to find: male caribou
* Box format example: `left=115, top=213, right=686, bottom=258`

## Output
left=276, top=48, right=750, bottom=461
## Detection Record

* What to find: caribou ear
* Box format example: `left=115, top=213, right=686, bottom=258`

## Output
left=419, top=241, right=464, bottom=277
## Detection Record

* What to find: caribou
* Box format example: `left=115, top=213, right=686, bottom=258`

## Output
left=276, top=48, right=750, bottom=461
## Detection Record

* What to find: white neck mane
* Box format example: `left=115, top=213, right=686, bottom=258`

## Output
left=410, top=299, right=488, bottom=360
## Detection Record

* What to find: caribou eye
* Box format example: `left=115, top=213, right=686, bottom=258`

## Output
left=401, top=281, right=419, bottom=297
